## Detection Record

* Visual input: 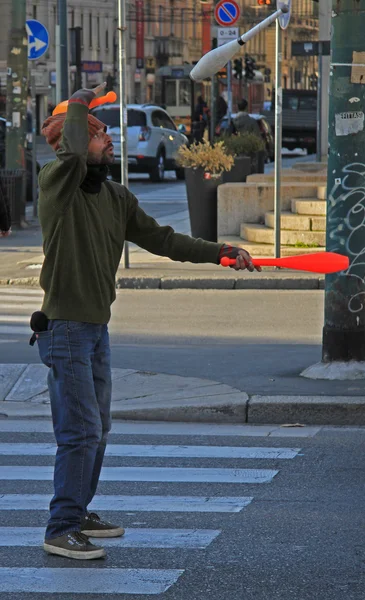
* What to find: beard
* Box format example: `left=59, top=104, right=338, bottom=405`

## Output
left=87, top=150, right=115, bottom=165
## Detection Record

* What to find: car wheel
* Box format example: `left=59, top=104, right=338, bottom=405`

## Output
left=175, top=168, right=185, bottom=180
left=150, top=152, right=165, bottom=182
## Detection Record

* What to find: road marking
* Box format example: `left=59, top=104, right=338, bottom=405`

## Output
left=0, top=567, right=184, bottom=595
left=0, top=494, right=253, bottom=512
left=0, top=442, right=300, bottom=460
left=0, top=303, right=42, bottom=310
left=0, top=419, right=322, bottom=437
left=0, top=527, right=220, bottom=549
left=0, top=316, right=31, bottom=323
left=0, top=288, right=43, bottom=296
left=0, top=465, right=278, bottom=483
left=0, top=326, right=32, bottom=335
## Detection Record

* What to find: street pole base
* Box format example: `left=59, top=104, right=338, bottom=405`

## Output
left=301, top=360, right=365, bottom=380
left=322, top=326, right=365, bottom=362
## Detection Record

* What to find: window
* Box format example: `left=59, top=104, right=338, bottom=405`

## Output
left=105, top=29, right=109, bottom=51
left=165, top=81, right=176, bottom=106
left=33, top=5, right=37, bottom=19
left=89, top=13, right=92, bottom=48
left=71, top=9, right=75, bottom=28
left=128, top=110, right=147, bottom=127
left=179, top=81, right=190, bottom=106
left=146, top=0, right=152, bottom=35
left=152, top=110, right=176, bottom=131
left=80, top=13, right=84, bottom=47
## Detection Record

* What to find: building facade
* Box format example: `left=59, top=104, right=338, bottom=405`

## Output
left=0, top=0, right=319, bottom=128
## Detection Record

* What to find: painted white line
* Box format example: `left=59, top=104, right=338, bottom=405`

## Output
left=0, top=442, right=300, bottom=459
left=0, top=288, right=43, bottom=296
left=0, top=315, right=31, bottom=323
left=0, top=419, right=279, bottom=437
left=0, top=466, right=278, bottom=483
left=0, top=326, right=31, bottom=335
left=0, top=527, right=220, bottom=549
left=0, top=494, right=253, bottom=512
left=0, top=567, right=184, bottom=595
left=1, top=303, right=42, bottom=309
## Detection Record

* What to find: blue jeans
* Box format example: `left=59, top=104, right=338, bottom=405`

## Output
left=36, top=320, right=112, bottom=539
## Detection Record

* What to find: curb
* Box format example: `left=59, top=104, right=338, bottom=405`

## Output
left=1, top=396, right=365, bottom=426
left=0, top=276, right=325, bottom=291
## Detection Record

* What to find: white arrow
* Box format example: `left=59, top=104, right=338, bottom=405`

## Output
left=26, top=22, right=47, bottom=55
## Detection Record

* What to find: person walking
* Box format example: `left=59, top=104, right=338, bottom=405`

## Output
left=233, top=98, right=261, bottom=136
left=34, top=82, right=260, bottom=560
left=0, top=175, right=11, bottom=237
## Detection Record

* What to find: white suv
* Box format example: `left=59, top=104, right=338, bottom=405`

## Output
left=90, top=103, right=188, bottom=182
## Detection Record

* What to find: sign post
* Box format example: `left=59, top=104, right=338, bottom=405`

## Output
left=215, top=0, right=240, bottom=124
left=26, top=19, right=49, bottom=217
left=274, top=0, right=291, bottom=259
left=117, top=0, right=129, bottom=267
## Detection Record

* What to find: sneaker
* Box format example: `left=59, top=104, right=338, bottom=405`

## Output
left=43, top=531, right=106, bottom=560
left=81, top=511, right=125, bottom=538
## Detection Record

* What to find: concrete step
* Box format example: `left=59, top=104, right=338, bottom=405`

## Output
left=218, top=236, right=326, bottom=257
left=317, top=186, right=327, bottom=200
left=291, top=198, right=326, bottom=216
left=240, top=223, right=326, bottom=247
left=247, top=171, right=327, bottom=184
left=265, top=211, right=306, bottom=231
left=265, top=211, right=326, bottom=232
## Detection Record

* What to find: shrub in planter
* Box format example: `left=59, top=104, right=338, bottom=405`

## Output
left=176, top=141, right=234, bottom=241
left=221, top=132, right=266, bottom=175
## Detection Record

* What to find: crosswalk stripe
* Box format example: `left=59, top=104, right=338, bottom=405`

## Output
left=0, top=465, right=278, bottom=483
left=0, top=288, right=43, bottom=296
left=1, top=303, right=42, bottom=310
left=0, top=419, right=298, bottom=437
left=0, top=494, right=253, bottom=512
left=0, top=527, right=220, bottom=549
left=0, top=567, right=184, bottom=595
left=0, top=442, right=300, bottom=459
left=0, top=315, right=31, bottom=323
left=0, top=325, right=32, bottom=335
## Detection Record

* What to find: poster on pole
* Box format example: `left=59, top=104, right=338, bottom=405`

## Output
left=136, top=0, right=144, bottom=69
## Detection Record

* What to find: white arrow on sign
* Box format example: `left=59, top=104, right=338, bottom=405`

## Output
left=26, top=22, right=47, bottom=54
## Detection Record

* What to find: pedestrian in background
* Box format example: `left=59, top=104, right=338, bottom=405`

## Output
left=34, top=82, right=260, bottom=561
left=0, top=176, right=11, bottom=237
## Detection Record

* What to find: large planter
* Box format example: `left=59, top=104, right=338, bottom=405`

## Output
left=251, top=149, right=266, bottom=174
left=184, top=167, right=222, bottom=242
left=222, top=156, right=251, bottom=183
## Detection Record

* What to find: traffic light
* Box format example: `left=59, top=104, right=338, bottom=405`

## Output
left=244, top=55, right=255, bottom=80
left=233, top=58, right=243, bottom=80
left=257, top=0, right=273, bottom=5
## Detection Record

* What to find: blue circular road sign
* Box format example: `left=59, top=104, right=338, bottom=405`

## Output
left=214, top=0, right=240, bottom=27
left=26, top=20, right=49, bottom=60
left=277, top=0, right=291, bottom=30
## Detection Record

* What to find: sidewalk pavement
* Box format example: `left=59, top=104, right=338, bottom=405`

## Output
left=0, top=207, right=325, bottom=290
left=1, top=363, right=365, bottom=426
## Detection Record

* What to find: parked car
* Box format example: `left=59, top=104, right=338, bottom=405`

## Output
left=215, top=113, right=274, bottom=162
left=90, top=103, right=189, bottom=182
left=0, top=116, right=40, bottom=202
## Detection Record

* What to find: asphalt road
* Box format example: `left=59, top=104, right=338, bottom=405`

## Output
left=2, top=287, right=365, bottom=397
left=0, top=421, right=363, bottom=600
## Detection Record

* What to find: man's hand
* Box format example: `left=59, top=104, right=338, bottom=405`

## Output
left=218, top=244, right=262, bottom=272
left=69, top=82, right=107, bottom=107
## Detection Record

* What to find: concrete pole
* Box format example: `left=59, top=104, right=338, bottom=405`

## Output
left=319, top=0, right=331, bottom=162
left=5, top=0, right=28, bottom=171
left=118, top=0, right=129, bottom=268
left=302, top=0, right=365, bottom=380
left=56, top=0, right=69, bottom=102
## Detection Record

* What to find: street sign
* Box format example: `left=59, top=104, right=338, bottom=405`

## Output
left=217, top=27, right=239, bottom=47
left=277, top=0, right=291, bottom=30
left=214, top=0, right=240, bottom=27
left=26, top=20, right=49, bottom=60
left=291, top=41, right=330, bottom=57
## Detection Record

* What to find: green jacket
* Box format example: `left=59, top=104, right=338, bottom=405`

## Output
left=38, top=102, right=222, bottom=324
